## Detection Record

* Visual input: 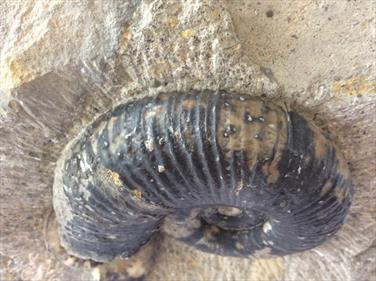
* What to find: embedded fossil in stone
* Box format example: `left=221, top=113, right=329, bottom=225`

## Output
left=53, top=91, right=353, bottom=262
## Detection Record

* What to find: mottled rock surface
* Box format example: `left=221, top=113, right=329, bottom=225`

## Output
left=0, top=0, right=375, bottom=281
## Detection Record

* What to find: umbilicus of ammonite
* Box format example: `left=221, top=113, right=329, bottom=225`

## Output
left=53, top=91, right=352, bottom=263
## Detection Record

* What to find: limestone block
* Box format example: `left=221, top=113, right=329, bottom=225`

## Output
left=0, top=0, right=375, bottom=280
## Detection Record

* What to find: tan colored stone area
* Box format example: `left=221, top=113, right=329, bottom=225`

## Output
left=1, top=0, right=375, bottom=281
left=225, top=0, right=375, bottom=95
left=148, top=237, right=285, bottom=281
left=332, top=76, right=376, bottom=97
left=0, top=0, right=139, bottom=111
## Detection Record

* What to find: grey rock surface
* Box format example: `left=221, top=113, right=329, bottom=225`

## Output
left=0, top=0, right=375, bottom=280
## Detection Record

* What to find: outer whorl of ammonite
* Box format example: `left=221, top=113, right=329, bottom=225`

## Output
left=53, top=91, right=352, bottom=262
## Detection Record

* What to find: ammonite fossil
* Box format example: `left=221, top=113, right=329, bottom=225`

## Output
left=53, top=91, right=352, bottom=263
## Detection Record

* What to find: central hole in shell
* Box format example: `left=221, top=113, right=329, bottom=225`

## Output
left=216, top=206, right=243, bottom=216
left=201, top=205, right=266, bottom=231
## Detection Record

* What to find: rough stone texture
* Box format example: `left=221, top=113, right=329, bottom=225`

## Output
left=0, top=0, right=375, bottom=281
left=0, top=0, right=140, bottom=111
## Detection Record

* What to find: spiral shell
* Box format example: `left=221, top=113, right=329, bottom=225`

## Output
left=53, top=91, right=352, bottom=262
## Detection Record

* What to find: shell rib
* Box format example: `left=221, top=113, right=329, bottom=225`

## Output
left=53, top=91, right=352, bottom=262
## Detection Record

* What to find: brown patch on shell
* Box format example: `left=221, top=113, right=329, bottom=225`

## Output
left=177, top=99, right=207, bottom=149
left=309, top=120, right=350, bottom=179
left=217, top=98, right=288, bottom=184
left=133, top=189, right=142, bottom=200
left=308, top=122, right=328, bottom=161
left=181, top=98, right=207, bottom=111
left=110, top=171, right=123, bottom=187
left=320, top=181, right=333, bottom=197
left=303, top=154, right=311, bottom=164
left=99, top=168, right=120, bottom=189
left=182, top=99, right=198, bottom=110
left=334, top=186, right=347, bottom=203
left=262, top=116, right=288, bottom=184
left=204, top=225, right=220, bottom=241
left=335, top=149, right=351, bottom=179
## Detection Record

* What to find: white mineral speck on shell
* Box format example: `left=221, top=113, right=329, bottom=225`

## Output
left=263, top=221, right=272, bottom=233
left=144, top=139, right=154, bottom=152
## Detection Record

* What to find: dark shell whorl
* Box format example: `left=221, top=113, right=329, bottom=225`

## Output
left=53, top=91, right=352, bottom=262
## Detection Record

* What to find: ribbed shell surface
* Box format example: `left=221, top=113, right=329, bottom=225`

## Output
left=53, top=91, right=352, bottom=262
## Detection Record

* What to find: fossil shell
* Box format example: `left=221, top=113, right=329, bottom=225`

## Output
left=53, top=91, right=352, bottom=262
